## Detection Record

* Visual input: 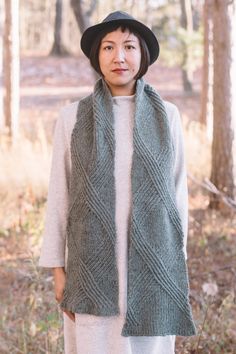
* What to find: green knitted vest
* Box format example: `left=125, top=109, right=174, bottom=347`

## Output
left=60, top=78, right=196, bottom=337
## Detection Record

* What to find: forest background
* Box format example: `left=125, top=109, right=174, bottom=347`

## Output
left=0, top=0, right=236, bottom=353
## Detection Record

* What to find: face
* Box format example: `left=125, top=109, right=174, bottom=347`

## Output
left=98, top=28, right=141, bottom=96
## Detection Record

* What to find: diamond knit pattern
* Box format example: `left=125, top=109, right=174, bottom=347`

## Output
left=60, top=78, right=196, bottom=336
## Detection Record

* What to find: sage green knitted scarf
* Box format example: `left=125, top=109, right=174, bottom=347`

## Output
left=60, top=78, right=196, bottom=337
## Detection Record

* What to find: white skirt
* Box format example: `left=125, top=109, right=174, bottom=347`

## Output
left=63, top=313, right=175, bottom=354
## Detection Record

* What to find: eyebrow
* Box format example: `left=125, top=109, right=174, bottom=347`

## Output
left=101, top=39, right=137, bottom=44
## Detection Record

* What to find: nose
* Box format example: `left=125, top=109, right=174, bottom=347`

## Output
left=113, top=47, right=125, bottom=63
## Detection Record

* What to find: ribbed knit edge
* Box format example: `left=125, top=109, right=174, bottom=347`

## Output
left=121, top=323, right=197, bottom=337
left=60, top=302, right=120, bottom=317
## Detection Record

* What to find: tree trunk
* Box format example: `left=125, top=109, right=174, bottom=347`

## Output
left=3, top=0, right=20, bottom=140
left=0, top=0, right=4, bottom=131
left=50, top=0, right=68, bottom=56
left=180, top=0, right=193, bottom=92
left=209, top=0, right=235, bottom=209
left=145, top=0, right=152, bottom=28
left=200, top=0, right=210, bottom=126
left=70, top=0, right=98, bottom=80
left=70, top=0, right=96, bottom=33
left=129, top=0, right=136, bottom=15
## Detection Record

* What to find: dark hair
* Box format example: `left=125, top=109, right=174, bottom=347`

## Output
left=89, top=24, right=150, bottom=80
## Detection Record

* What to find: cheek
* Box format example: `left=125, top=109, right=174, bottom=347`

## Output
left=132, top=50, right=141, bottom=67
left=134, top=54, right=142, bottom=71
left=98, top=50, right=110, bottom=64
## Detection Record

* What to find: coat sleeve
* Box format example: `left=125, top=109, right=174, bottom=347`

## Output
left=165, top=102, right=188, bottom=260
left=38, top=103, right=77, bottom=268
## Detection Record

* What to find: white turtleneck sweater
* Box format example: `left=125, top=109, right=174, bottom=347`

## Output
left=39, top=95, right=188, bottom=354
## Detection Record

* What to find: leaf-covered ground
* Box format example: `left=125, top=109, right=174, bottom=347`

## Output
left=0, top=56, right=235, bottom=353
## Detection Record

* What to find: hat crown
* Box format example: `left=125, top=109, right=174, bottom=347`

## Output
left=102, top=11, right=134, bottom=23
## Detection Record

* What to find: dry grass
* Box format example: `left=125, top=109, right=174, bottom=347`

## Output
left=0, top=121, right=51, bottom=230
left=0, top=126, right=62, bottom=353
left=0, top=121, right=51, bottom=190
left=184, top=120, right=212, bottom=179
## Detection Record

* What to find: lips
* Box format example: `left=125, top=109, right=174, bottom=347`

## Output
left=112, top=68, right=128, bottom=73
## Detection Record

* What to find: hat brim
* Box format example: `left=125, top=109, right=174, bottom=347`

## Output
left=80, top=19, right=159, bottom=65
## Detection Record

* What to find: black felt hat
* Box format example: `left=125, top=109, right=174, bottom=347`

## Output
left=80, top=11, right=159, bottom=65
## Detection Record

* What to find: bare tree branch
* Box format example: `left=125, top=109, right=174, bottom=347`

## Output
left=188, top=173, right=236, bottom=211
left=85, top=0, right=97, bottom=18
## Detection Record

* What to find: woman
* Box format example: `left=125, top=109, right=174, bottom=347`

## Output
left=39, top=11, right=196, bottom=354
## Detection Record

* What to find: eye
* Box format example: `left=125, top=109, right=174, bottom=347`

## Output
left=103, top=45, right=113, bottom=51
left=125, top=45, right=136, bottom=50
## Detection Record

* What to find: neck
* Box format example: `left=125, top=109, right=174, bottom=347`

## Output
left=104, top=80, right=136, bottom=97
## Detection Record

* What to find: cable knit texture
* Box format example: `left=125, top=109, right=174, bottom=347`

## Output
left=60, top=78, right=196, bottom=337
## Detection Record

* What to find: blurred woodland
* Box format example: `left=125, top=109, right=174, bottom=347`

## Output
left=0, top=0, right=236, bottom=353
